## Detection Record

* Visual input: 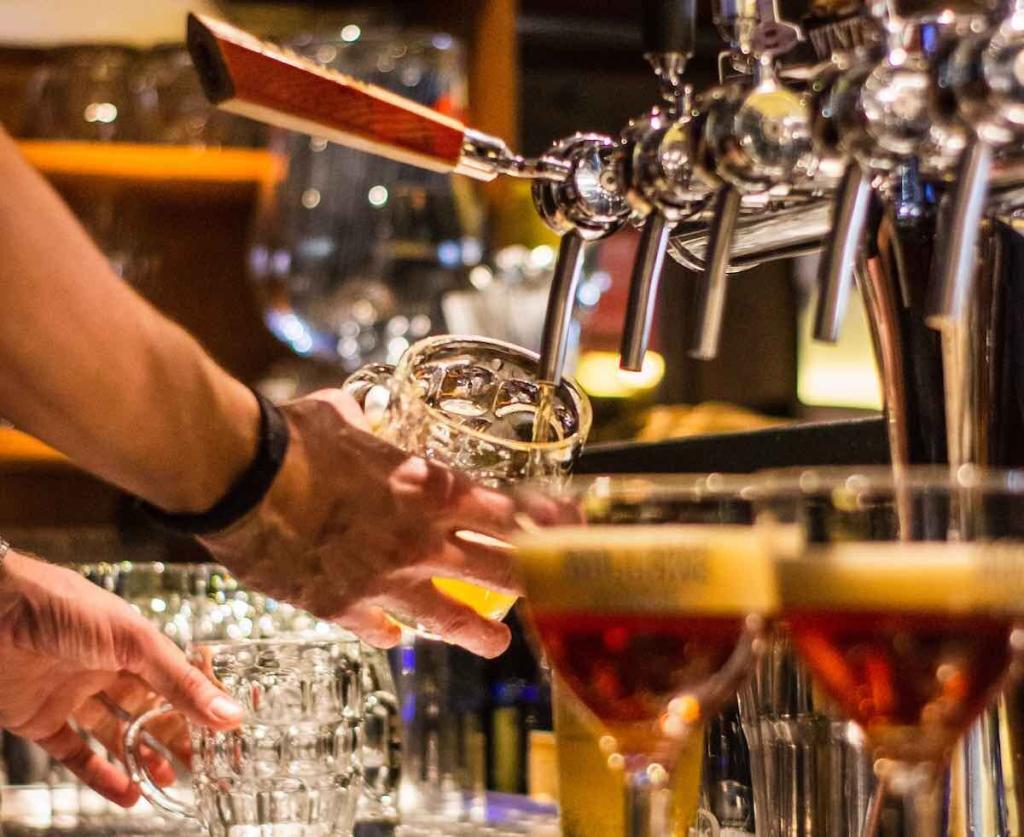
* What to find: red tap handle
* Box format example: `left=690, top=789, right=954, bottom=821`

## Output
left=186, top=14, right=467, bottom=173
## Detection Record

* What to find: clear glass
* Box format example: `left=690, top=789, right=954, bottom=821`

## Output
left=739, top=621, right=875, bottom=837
left=344, top=334, right=591, bottom=822
left=351, top=335, right=590, bottom=479
left=22, top=45, right=157, bottom=289
left=514, top=474, right=776, bottom=837
left=125, top=633, right=363, bottom=837
left=60, top=562, right=399, bottom=829
left=754, top=466, right=1024, bottom=837
left=345, top=333, right=592, bottom=621
left=132, top=45, right=250, bottom=147
left=247, top=28, right=471, bottom=369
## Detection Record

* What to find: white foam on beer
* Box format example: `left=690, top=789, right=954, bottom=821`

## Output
left=513, top=525, right=777, bottom=615
left=778, top=542, right=1024, bottom=613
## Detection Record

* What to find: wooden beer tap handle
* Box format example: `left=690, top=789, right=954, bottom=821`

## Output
left=187, top=13, right=474, bottom=176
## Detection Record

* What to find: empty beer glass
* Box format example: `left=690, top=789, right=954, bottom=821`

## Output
left=125, top=633, right=364, bottom=837
left=343, top=334, right=591, bottom=820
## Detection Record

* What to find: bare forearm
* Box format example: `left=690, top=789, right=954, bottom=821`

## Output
left=0, top=128, right=258, bottom=512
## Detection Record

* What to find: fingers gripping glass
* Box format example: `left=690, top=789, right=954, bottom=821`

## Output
left=344, top=335, right=592, bottom=820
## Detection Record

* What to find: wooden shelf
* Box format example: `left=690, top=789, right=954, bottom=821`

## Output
left=17, top=140, right=285, bottom=200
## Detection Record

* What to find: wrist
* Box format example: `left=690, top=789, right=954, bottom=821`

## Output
left=200, top=403, right=310, bottom=549
left=158, top=380, right=261, bottom=514
left=140, top=389, right=290, bottom=536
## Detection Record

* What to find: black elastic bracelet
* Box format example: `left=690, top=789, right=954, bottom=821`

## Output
left=138, top=390, right=290, bottom=536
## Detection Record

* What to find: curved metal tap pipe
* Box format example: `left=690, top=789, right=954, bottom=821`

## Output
left=926, top=139, right=993, bottom=329
left=620, top=214, right=673, bottom=371
left=690, top=187, right=742, bottom=360
left=538, top=233, right=587, bottom=385
left=813, top=161, right=873, bottom=342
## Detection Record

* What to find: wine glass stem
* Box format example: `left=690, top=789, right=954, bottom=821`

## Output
left=873, top=762, right=945, bottom=837
left=625, top=766, right=672, bottom=837
left=904, top=777, right=944, bottom=837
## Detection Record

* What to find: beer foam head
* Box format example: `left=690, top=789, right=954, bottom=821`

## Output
left=778, top=542, right=1024, bottom=613
left=513, top=525, right=777, bottom=615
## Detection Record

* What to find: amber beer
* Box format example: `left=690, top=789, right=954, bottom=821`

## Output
left=434, top=530, right=518, bottom=619
left=779, top=543, right=1024, bottom=763
left=516, top=524, right=776, bottom=834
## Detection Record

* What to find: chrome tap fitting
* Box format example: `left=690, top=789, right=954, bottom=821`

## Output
left=927, top=6, right=1024, bottom=326
left=613, top=0, right=705, bottom=372
left=533, top=134, right=631, bottom=385
left=690, top=50, right=816, bottom=359
left=810, top=53, right=877, bottom=342
left=812, top=13, right=963, bottom=342
left=615, top=98, right=715, bottom=370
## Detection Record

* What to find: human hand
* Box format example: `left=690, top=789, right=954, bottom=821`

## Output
left=200, top=389, right=519, bottom=658
left=0, top=551, right=243, bottom=807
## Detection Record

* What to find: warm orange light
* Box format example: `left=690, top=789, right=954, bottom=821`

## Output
left=575, top=351, right=665, bottom=399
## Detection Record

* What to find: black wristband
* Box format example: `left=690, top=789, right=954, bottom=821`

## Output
left=138, top=390, right=290, bottom=536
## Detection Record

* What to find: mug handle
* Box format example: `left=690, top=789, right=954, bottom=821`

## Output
left=342, top=363, right=396, bottom=429
left=124, top=703, right=198, bottom=821
left=361, top=647, right=402, bottom=809
left=691, top=808, right=721, bottom=837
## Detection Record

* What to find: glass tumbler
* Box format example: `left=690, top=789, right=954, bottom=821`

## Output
left=23, top=45, right=157, bottom=289
left=124, top=634, right=364, bottom=837
left=343, top=334, right=591, bottom=819
left=247, top=27, right=470, bottom=370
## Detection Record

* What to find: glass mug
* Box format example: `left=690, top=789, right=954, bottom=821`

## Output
left=124, top=634, right=364, bottom=836
left=343, top=333, right=592, bottom=621
left=343, top=334, right=591, bottom=820
left=95, top=562, right=400, bottom=826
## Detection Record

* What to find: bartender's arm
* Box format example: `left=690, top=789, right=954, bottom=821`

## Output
left=0, top=126, right=515, bottom=658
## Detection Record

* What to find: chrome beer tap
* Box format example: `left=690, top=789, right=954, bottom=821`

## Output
left=809, top=37, right=882, bottom=341
left=927, top=2, right=1024, bottom=327
left=616, top=0, right=710, bottom=372
left=533, top=134, right=631, bottom=385
left=689, top=0, right=813, bottom=359
left=812, top=9, right=966, bottom=341
left=185, top=13, right=629, bottom=390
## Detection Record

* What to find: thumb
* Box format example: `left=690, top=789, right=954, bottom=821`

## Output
left=122, top=624, right=243, bottom=731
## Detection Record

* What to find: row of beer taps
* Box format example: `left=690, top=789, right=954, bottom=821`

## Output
left=514, top=0, right=1024, bottom=390
left=184, top=4, right=1024, bottom=391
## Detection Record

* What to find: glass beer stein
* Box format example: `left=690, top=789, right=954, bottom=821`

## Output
left=343, top=334, right=592, bottom=620
left=343, top=334, right=591, bottom=820
left=124, top=634, right=364, bottom=837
